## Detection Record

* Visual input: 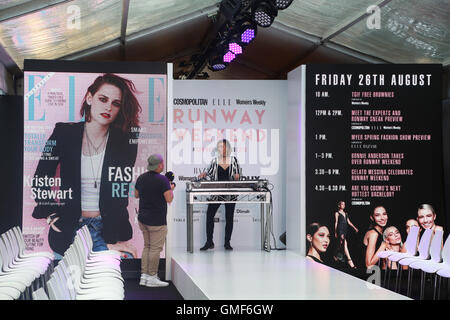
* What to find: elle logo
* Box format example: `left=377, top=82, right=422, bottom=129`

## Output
left=212, top=98, right=231, bottom=106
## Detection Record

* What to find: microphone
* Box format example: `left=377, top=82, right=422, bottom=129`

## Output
left=165, top=171, right=176, bottom=187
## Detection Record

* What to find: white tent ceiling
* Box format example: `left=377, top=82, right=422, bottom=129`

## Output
left=0, top=0, right=449, bottom=79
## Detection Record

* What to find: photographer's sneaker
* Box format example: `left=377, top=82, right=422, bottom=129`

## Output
left=139, top=273, right=150, bottom=286
left=145, top=274, right=169, bottom=287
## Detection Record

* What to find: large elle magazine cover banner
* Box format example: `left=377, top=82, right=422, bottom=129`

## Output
left=23, top=61, right=167, bottom=259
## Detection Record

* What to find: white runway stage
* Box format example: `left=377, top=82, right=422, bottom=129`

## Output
left=171, top=248, right=410, bottom=300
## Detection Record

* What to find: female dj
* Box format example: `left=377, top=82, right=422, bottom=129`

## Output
left=198, top=139, right=241, bottom=251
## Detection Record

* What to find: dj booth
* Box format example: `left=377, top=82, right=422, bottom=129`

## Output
left=185, top=180, right=273, bottom=253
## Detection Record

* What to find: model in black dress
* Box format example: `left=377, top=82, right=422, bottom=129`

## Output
left=334, top=201, right=359, bottom=268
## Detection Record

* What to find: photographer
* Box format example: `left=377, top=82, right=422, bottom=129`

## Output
left=135, top=154, right=175, bottom=287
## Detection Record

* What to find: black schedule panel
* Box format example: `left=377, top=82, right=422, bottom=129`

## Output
left=304, top=64, right=444, bottom=269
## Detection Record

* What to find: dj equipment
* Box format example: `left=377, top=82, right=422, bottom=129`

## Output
left=186, top=180, right=268, bottom=192
left=185, top=179, right=272, bottom=253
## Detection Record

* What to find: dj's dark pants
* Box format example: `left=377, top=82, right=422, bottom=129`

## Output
left=206, top=203, right=236, bottom=244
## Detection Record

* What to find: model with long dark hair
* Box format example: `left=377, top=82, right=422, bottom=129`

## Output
left=363, top=206, right=388, bottom=268
left=306, top=223, right=330, bottom=264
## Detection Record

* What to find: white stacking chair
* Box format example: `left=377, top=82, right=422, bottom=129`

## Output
left=73, top=246, right=123, bottom=283
left=46, top=278, right=58, bottom=300
left=44, top=249, right=123, bottom=300
left=0, top=269, right=29, bottom=294
left=0, top=286, right=21, bottom=300
left=64, top=261, right=124, bottom=300
left=66, top=243, right=124, bottom=287
left=69, top=227, right=123, bottom=278
left=436, top=267, right=450, bottom=300
left=0, top=236, right=44, bottom=299
left=396, top=229, right=444, bottom=299
left=79, top=226, right=123, bottom=261
left=76, top=227, right=121, bottom=265
left=0, top=264, right=35, bottom=300
left=377, top=225, right=420, bottom=289
left=47, top=260, right=77, bottom=300
left=32, top=287, right=49, bottom=300
left=35, top=225, right=125, bottom=300
left=11, top=227, right=55, bottom=274
left=393, top=228, right=434, bottom=295
left=3, top=229, right=53, bottom=290
left=73, top=229, right=124, bottom=285
left=11, top=227, right=54, bottom=261
left=52, top=262, right=75, bottom=300
left=0, top=291, right=16, bottom=300
left=46, top=275, right=67, bottom=300
left=409, top=231, right=450, bottom=299
left=384, top=228, right=432, bottom=291
left=425, top=233, right=450, bottom=300
left=1, top=232, right=51, bottom=293
left=1, top=229, right=52, bottom=273
left=62, top=227, right=124, bottom=300
left=0, top=235, right=46, bottom=275
left=64, top=246, right=124, bottom=300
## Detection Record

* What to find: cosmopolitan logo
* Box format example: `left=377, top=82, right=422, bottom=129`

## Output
left=173, top=98, right=208, bottom=106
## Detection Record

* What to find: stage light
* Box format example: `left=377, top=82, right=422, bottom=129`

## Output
left=241, top=28, right=255, bottom=43
left=237, top=17, right=257, bottom=44
left=212, top=62, right=227, bottom=71
left=252, top=0, right=277, bottom=28
left=273, top=0, right=293, bottom=10
left=209, top=55, right=228, bottom=71
left=228, top=42, right=243, bottom=55
left=212, top=63, right=227, bottom=71
left=223, top=51, right=236, bottom=63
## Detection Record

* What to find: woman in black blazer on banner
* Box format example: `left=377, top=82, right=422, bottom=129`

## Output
left=198, top=139, right=241, bottom=251
left=32, top=73, right=141, bottom=258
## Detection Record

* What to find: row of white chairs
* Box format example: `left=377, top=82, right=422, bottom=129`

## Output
left=33, top=225, right=125, bottom=300
left=0, top=226, right=54, bottom=300
left=377, top=225, right=450, bottom=299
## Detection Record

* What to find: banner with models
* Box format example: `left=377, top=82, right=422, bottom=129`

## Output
left=23, top=60, right=168, bottom=259
left=171, top=80, right=286, bottom=250
left=303, top=64, right=445, bottom=291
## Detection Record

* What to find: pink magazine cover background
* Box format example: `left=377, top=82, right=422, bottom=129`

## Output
left=23, top=71, right=167, bottom=258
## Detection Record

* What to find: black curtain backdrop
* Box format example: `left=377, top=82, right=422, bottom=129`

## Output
left=0, top=95, right=23, bottom=235
left=443, top=98, right=450, bottom=234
